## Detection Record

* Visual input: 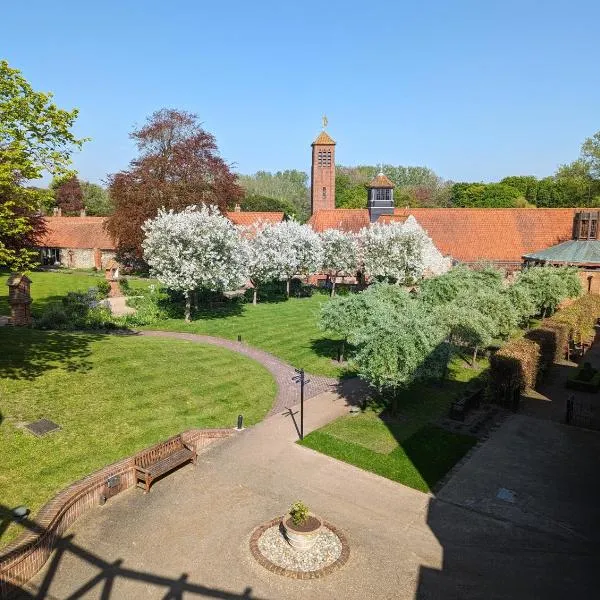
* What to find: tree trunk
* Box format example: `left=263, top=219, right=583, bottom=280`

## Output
left=253, top=287, right=258, bottom=306
left=338, top=338, right=346, bottom=363
left=286, top=278, right=290, bottom=298
left=471, top=345, right=478, bottom=368
left=192, top=289, right=198, bottom=314
left=184, top=290, right=191, bottom=323
left=331, top=276, right=337, bottom=297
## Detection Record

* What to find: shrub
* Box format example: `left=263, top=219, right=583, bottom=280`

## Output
left=566, top=363, right=600, bottom=392
left=488, top=338, right=540, bottom=402
left=118, top=278, right=131, bottom=295
left=117, top=285, right=170, bottom=326
left=36, top=290, right=116, bottom=330
left=525, top=327, right=558, bottom=372
left=289, top=501, right=310, bottom=526
left=96, top=279, right=111, bottom=298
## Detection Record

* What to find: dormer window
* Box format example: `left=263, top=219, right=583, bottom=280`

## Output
left=574, top=211, right=600, bottom=240
left=376, top=189, right=391, bottom=202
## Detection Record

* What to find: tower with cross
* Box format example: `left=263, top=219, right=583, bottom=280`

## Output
left=310, top=116, right=336, bottom=214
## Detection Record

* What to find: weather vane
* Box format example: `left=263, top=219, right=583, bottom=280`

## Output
left=322, top=114, right=328, bottom=129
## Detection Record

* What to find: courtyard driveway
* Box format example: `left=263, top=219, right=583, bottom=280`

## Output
left=21, top=391, right=600, bottom=600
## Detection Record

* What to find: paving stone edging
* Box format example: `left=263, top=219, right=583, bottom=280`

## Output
left=249, top=517, right=350, bottom=579
left=0, top=428, right=234, bottom=598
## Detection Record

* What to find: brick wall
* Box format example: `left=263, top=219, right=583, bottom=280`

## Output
left=0, top=428, right=234, bottom=598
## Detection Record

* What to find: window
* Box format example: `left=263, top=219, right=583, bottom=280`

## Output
left=322, top=187, right=327, bottom=199
left=375, top=189, right=390, bottom=202
left=591, top=218, right=598, bottom=239
left=41, top=247, right=60, bottom=265
left=580, top=219, right=590, bottom=239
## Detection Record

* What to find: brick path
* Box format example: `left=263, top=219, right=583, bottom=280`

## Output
left=139, top=330, right=340, bottom=415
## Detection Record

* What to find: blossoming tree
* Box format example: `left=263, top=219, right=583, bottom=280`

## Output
left=142, top=205, right=249, bottom=321
left=320, top=229, right=358, bottom=296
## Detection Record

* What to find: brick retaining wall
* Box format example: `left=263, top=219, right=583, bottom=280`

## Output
left=0, top=428, right=233, bottom=598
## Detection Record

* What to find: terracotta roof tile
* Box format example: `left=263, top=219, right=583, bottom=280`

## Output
left=379, top=208, right=578, bottom=264
left=226, top=211, right=285, bottom=226
left=311, top=131, right=336, bottom=145
left=40, top=217, right=115, bottom=250
left=309, top=209, right=370, bottom=233
left=368, top=173, right=395, bottom=188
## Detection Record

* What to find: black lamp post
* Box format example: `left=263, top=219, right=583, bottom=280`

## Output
left=292, top=368, right=310, bottom=440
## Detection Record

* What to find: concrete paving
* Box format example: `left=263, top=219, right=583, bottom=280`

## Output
left=22, top=388, right=600, bottom=600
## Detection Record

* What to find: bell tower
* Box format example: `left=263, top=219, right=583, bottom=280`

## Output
left=311, top=120, right=336, bottom=214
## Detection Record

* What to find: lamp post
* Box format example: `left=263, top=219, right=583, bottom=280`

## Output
left=292, top=368, right=310, bottom=440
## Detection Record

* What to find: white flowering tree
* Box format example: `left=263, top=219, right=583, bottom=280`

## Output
left=320, top=229, right=358, bottom=296
left=271, top=219, right=323, bottom=296
left=245, top=222, right=296, bottom=305
left=142, top=205, right=249, bottom=321
left=401, top=216, right=452, bottom=276
left=358, top=221, right=425, bottom=284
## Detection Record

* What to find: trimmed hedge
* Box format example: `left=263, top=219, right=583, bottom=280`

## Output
left=489, top=338, right=540, bottom=397
left=489, top=294, right=600, bottom=403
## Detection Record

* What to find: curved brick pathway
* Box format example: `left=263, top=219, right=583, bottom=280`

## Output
left=139, top=330, right=339, bottom=415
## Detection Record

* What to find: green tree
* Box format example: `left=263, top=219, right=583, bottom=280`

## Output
left=581, top=130, right=600, bottom=179
left=235, top=193, right=296, bottom=215
left=81, top=181, right=113, bottom=215
left=0, top=60, right=84, bottom=269
left=237, top=170, right=310, bottom=220
left=450, top=182, right=524, bottom=207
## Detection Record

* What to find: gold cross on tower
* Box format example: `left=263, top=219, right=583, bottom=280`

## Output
left=322, top=114, right=328, bottom=129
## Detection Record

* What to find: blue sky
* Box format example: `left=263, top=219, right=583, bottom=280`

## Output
left=2, top=0, right=599, bottom=184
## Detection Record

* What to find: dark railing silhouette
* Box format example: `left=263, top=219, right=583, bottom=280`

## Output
left=1, top=506, right=265, bottom=600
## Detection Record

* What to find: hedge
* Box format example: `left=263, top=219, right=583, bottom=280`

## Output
left=489, top=294, right=600, bottom=404
left=489, top=338, right=540, bottom=399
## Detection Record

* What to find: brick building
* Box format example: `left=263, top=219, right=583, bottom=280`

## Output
left=307, top=127, right=600, bottom=281
left=37, top=211, right=284, bottom=270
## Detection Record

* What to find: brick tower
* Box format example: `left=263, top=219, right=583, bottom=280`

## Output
left=311, top=129, right=336, bottom=214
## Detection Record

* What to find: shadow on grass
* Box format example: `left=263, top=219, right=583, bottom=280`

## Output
left=0, top=328, right=110, bottom=380
left=0, top=505, right=265, bottom=599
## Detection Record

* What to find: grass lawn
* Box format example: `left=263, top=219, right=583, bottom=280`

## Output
left=299, top=357, right=483, bottom=492
left=0, top=328, right=276, bottom=548
left=0, top=270, right=153, bottom=317
left=150, top=293, right=347, bottom=377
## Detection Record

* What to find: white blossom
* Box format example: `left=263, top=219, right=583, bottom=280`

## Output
left=401, top=216, right=452, bottom=276
left=142, top=204, right=249, bottom=319
left=358, top=221, right=425, bottom=283
left=320, top=228, right=358, bottom=295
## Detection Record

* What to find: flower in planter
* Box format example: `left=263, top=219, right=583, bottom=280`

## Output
left=289, top=501, right=310, bottom=526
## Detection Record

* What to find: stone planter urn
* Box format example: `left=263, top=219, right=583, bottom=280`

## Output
left=281, top=513, right=323, bottom=551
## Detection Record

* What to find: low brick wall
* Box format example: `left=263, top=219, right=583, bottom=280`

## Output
left=0, top=428, right=233, bottom=598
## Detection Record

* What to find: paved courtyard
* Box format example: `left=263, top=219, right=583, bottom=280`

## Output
left=18, top=385, right=600, bottom=599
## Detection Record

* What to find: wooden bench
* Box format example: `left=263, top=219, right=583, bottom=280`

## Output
left=134, top=435, right=197, bottom=493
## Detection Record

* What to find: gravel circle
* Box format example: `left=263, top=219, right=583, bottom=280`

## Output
left=249, top=518, right=350, bottom=579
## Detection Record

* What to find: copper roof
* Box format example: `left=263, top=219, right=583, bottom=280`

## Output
left=41, top=217, right=116, bottom=250
left=225, top=211, right=285, bottom=226
left=523, top=239, right=600, bottom=266
left=367, top=172, right=395, bottom=188
left=311, top=208, right=579, bottom=264
left=311, top=131, right=336, bottom=145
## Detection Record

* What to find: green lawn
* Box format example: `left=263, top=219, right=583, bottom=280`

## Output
left=0, top=270, right=153, bottom=317
left=0, top=328, right=276, bottom=547
left=299, top=357, right=482, bottom=492
left=150, top=293, right=347, bottom=377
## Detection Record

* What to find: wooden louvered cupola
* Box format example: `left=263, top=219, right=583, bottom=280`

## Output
left=573, top=211, right=600, bottom=240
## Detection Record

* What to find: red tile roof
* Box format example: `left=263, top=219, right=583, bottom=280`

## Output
left=308, top=209, right=370, bottom=233
left=41, top=217, right=115, bottom=250
left=310, top=208, right=579, bottom=264
left=225, top=211, right=285, bottom=226
left=381, top=208, right=578, bottom=263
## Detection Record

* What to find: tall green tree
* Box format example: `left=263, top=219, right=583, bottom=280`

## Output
left=237, top=170, right=309, bottom=220
left=0, top=60, right=84, bottom=270
left=81, top=181, right=113, bottom=215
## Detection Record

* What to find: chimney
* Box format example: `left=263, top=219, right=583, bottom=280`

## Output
left=234, top=204, right=241, bottom=212
left=57, top=207, right=62, bottom=217
left=53, top=207, right=59, bottom=217
left=80, top=208, right=86, bottom=217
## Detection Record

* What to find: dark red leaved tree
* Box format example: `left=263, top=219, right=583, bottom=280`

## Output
left=56, top=176, right=84, bottom=214
left=106, top=109, right=243, bottom=259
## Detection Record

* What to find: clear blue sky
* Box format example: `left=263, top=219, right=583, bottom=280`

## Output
left=3, top=0, right=599, bottom=184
